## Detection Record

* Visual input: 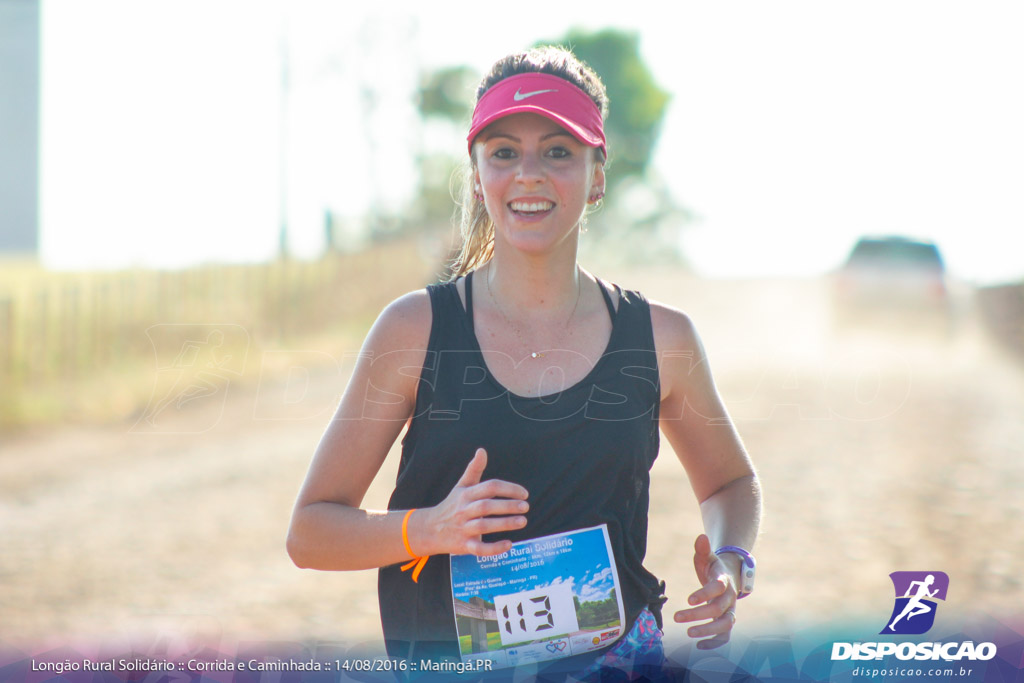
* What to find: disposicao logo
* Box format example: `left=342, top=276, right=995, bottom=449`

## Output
left=831, top=571, right=997, bottom=663
left=881, top=571, right=949, bottom=635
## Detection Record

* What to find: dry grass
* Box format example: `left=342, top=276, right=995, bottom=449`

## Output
left=0, top=238, right=444, bottom=432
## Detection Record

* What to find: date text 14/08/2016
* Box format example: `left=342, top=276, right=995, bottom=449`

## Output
left=340, top=659, right=494, bottom=674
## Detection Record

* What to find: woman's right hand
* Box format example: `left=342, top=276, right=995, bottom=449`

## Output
left=410, top=448, right=529, bottom=557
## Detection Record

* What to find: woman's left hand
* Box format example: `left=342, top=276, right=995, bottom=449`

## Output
left=673, top=534, right=740, bottom=650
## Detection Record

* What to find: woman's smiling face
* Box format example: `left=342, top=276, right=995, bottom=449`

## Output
left=473, top=112, right=604, bottom=254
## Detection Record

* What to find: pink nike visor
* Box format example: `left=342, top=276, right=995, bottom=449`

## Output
left=467, top=72, right=606, bottom=156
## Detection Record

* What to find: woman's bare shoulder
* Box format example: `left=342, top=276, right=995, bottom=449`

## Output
left=646, top=298, right=701, bottom=356
left=363, top=288, right=434, bottom=354
left=342, top=288, right=434, bottom=416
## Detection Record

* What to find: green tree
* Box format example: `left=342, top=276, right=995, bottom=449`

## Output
left=413, top=33, right=687, bottom=264
left=416, top=31, right=669, bottom=194
left=417, top=65, right=477, bottom=123
left=412, top=66, right=479, bottom=229
left=545, top=31, right=689, bottom=264
left=535, top=29, right=670, bottom=190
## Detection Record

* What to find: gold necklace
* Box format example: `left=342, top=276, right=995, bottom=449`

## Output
left=485, top=267, right=582, bottom=359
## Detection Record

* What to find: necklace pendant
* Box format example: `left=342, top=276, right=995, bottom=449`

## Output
left=531, top=351, right=543, bottom=359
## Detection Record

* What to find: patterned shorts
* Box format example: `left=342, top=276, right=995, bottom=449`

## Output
left=576, top=607, right=669, bottom=681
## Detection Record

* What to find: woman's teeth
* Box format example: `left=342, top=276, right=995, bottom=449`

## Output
left=509, top=200, right=554, bottom=214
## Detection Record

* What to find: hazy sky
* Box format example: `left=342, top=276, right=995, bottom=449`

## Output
left=38, top=1, right=1024, bottom=283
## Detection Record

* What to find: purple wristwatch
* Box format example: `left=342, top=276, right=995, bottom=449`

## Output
left=714, top=545, right=756, bottom=599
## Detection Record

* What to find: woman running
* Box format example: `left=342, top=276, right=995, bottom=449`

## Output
left=287, top=46, right=761, bottom=679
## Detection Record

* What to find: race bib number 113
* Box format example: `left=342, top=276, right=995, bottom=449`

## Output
left=494, top=584, right=579, bottom=644
left=450, top=525, right=625, bottom=669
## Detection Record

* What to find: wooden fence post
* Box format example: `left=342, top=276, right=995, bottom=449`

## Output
left=61, top=285, right=80, bottom=379
left=30, top=289, right=50, bottom=381
left=0, top=296, right=13, bottom=383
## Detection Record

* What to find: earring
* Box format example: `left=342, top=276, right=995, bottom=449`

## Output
left=588, top=191, right=605, bottom=204
left=474, top=188, right=484, bottom=202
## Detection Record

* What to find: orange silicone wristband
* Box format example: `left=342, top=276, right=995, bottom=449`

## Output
left=400, top=509, right=429, bottom=582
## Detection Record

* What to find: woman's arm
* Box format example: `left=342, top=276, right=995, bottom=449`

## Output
left=652, top=302, right=762, bottom=648
left=286, top=290, right=529, bottom=572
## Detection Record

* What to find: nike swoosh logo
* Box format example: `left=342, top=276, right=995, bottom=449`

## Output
left=513, top=88, right=558, bottom=101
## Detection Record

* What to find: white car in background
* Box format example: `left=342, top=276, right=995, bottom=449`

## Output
left=832, top=236, right=953, bottom=333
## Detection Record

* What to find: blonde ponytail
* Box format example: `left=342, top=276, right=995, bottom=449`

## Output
left=446, top=161, right=494, bottom=280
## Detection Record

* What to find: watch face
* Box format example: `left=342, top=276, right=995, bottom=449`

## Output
left=741, top=564, right=755, bottom=597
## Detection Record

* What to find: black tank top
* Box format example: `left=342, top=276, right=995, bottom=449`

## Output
left=378, top=271, right=665, bottom=664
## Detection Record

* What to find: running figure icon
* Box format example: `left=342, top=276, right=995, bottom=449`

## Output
left=881, top=571, right=949, bottom=635
left=888, top=574, right=938, bottom=630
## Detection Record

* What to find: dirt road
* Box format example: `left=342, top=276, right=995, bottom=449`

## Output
left=3, top=269, right=1022, bottom=652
